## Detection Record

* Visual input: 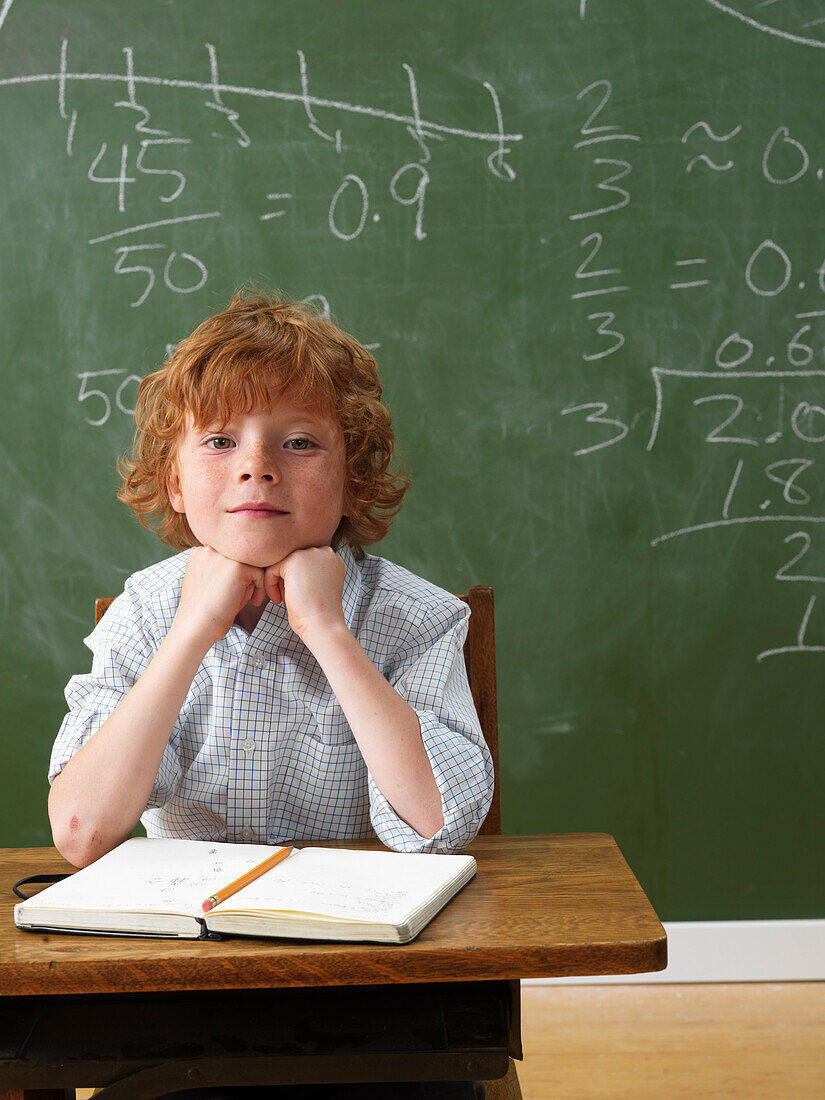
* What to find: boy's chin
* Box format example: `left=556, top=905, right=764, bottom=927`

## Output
left=234, top=548, right=285, bottom=570
left=204, top=539, right=287, bottom=570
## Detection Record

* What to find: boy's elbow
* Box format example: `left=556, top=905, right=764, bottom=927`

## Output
left=48, top=782, right=115, bottom=869
left=51, top=821, right=113, bottom=869
left=50, top=812, right=97, bottom=869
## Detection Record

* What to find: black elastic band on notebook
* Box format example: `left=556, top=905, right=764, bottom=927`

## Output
left=13, top=874, right=70, bottom=900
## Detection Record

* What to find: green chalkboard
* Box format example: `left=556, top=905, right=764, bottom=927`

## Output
left=2, top=0, right=823, bottom=920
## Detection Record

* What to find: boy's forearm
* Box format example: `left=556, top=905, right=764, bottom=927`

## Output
left=49, top=621, right=211, bottom=867
left=301, top=622, right=445, bottom=840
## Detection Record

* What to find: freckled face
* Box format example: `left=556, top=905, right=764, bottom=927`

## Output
left=166, top=401, right=349, bottom=568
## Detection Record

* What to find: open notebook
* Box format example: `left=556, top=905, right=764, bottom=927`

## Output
left=14, top=837, right=477, bottom=944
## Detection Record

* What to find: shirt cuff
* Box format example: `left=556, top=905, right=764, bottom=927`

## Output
left=368, top=710, right=494, bottom=853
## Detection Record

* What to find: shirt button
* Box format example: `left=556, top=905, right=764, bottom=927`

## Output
left=239, top=827, right=254, bottom=840
left=252, top=655, right=264, bottom=668
left=241, top=737, right=255, bottom=753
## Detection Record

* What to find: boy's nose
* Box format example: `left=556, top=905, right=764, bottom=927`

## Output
left=238, top=445, right=281, bottom=483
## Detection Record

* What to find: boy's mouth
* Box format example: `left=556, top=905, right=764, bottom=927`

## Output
left=229, top=502, right=288, bottom=516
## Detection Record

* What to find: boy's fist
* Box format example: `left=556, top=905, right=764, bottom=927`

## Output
left=176, top=546, right=266, bottom=648
left=264, top=546, right=346, bottom=642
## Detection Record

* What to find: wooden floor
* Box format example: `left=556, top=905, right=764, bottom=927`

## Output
left=518, top=982, right=825, bottom=1099
left=76, top=982, right=825, bottom=1099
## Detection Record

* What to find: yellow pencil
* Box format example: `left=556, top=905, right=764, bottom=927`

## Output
left=201, top=846, right=293, bottom=912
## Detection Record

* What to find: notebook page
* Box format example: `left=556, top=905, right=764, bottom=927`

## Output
left=26, top=837, right=284, bottom=916
left=215, top=847, right=475, bottom=924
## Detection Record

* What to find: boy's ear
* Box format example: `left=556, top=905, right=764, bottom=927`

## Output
left=166, top=463, right=185, bottom=514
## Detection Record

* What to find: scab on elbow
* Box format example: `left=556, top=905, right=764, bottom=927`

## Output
left=49, top=804, right=103, bottom=869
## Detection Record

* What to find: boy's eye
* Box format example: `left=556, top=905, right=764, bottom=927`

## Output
left=206, top=436, right=234, bottom=450
left=285, top=438, right=314, bottom=451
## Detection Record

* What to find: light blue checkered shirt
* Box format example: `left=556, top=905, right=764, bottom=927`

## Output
left=50, top=545, right=494, bottom=853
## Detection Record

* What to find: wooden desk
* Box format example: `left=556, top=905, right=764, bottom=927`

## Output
left=0, top=835, right=666, bottom=1098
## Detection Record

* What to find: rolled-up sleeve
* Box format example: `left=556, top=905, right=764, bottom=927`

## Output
left=368, top=598, right=494, bottom=854
left=48, top=585, right=183, bottom=805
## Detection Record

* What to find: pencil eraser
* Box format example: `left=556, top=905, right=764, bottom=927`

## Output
left=201, top=899, right=214, bottom=913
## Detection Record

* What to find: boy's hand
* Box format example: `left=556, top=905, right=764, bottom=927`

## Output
left=264, top=547, right=346, bottom=643
left=176, top=546, right=267, bottom=649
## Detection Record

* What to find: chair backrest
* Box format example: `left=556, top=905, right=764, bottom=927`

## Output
left=95, top=583, right=501, bottom=835
left=95, top=597, right=114, bottom=625
left=457, top=586, right=500, bottom=835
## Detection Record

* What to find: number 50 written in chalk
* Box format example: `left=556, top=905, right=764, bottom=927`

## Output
left=76, top=370, right=141, bottom=427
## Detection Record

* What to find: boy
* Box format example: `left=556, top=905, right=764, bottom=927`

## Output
left=48, top=291, right=494, bottom=874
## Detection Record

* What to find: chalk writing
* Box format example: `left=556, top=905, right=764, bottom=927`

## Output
left=703, top=1, right=825, bottom=51
left=0, top=35, right=519, bottom=429
left=561, top=60, right=825, bottom=662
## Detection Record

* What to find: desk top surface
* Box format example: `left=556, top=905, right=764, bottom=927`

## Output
left=0, top=834, right=666, bottom=996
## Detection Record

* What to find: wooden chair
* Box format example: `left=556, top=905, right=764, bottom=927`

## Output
left=457, top=587, right=520, bottom=1098
left=94, top=585, right=520, bottom=1098
left=456, top=586, right=501, bottom=837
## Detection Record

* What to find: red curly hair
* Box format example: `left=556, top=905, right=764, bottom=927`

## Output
left=118, top=290, right=409, bottom=557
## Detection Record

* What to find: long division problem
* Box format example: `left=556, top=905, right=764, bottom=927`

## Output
left=561, top=14, right=825, bottom=663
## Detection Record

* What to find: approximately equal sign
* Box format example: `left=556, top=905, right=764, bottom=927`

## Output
left=670, top=257, right=709, bottom=290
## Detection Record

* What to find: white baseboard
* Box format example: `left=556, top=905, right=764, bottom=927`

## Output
left=527, top=920, right=825, bottom=984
